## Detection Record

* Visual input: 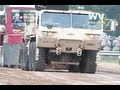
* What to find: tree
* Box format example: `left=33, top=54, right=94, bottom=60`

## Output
left=0, top=5, right=4, bottom=11
left=69, top=5, right=120, bottom=36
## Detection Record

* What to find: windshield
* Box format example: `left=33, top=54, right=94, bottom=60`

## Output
left=72, top=14, right=102, bottom=30
left=41, top=12, right=102, bottom=30
left=41, top=12, right=71, bottom=28
left=12, top=10, right=36, bottom=30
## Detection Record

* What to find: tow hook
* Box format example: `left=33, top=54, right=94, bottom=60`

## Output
left=56, top=47, right=62, bottom=55
left=77, top=48, right=82, bottom=56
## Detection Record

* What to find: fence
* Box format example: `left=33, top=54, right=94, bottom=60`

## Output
left=98, top=50, right=120, bottom=65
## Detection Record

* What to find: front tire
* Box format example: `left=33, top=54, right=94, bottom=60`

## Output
left=79, top=51, right=97, bottom=74
left=34, top=48, right=46, bottom=71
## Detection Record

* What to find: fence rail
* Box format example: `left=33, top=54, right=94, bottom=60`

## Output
left=99, top=50, right=120, bottom=56
left=98, top=50, right=120, bottom=65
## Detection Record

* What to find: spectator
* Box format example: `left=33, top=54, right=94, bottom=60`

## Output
left=112, top=37, right=120, bottom=51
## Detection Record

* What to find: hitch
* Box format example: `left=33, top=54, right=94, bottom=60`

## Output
left=77, top=48, right=82, bottom=56
left=56, top=47, right=62, bottom=55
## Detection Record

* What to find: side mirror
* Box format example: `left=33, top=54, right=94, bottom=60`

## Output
left=110, top=20, right=118, bottom=31
left=103, top=19, right=119, bottom=31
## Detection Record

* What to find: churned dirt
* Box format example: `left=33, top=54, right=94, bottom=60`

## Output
left=0, top=62, right=120, bottom=85
left=97, top=62, right=120, bottom=74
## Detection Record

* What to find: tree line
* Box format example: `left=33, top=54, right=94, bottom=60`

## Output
left=69, top=5, right=120, bottom=37
left=0, top=5, right=120, bottom=36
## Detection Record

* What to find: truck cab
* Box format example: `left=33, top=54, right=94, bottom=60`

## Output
left=34, top=9, right=105, bottom=73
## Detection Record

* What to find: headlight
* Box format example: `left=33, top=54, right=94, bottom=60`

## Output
left=86, top=34, right=100, bottom=39
left=89, top=35, right=94, bottom=39
left=94, top=35, right=100, bottom=39
left=42, top=31, right=48, bottom=37
left=42, top=31, right=56, bottom=37
left=48, top=32, right=54, bottom=37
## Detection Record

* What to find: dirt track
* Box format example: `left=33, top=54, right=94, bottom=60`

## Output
left=0, top=62, right=120, bottom=85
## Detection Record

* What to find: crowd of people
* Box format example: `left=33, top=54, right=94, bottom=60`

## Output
left=101, top=33, right=120, bottom=51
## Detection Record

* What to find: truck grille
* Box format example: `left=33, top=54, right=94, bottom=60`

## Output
left=58, top=39, right=82, bottom=52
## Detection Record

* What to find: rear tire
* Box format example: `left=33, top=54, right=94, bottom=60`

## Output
left=20, top=42, right=29, bottom=71
left=9, top=65, right=15, bottom=68
left=28, top=42, right=36, bottom=71
left=79, top=51, right=97, bottom=74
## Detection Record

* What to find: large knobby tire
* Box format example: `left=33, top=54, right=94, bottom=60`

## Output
left=79, top=51, right=97, bottom=74
left=20, top=42, right=29, bottom=71
left=28, top=42, right=36, bottom=71
left=34, top=48, right=46, bottom=71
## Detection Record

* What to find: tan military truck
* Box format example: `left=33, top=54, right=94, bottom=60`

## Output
left=21, top=9, right=117, bottom=74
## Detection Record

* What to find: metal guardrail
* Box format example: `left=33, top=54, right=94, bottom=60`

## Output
left=98, top=50, right=120, bottom=65
left=99, top=50, right=120, bottom=56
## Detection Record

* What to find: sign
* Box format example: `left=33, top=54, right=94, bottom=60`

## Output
left=88, top=13, right=104, bottom=25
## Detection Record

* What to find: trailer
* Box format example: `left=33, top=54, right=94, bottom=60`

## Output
left=2, top=5, right=36, bottom=67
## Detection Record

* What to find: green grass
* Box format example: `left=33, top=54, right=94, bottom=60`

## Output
left=99, top=56, right=120, bottom=64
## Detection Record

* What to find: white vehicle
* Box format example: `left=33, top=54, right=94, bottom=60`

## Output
left=34, top=9, right=105, bottom=74
left=22, top=9, right=117, bottom=74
